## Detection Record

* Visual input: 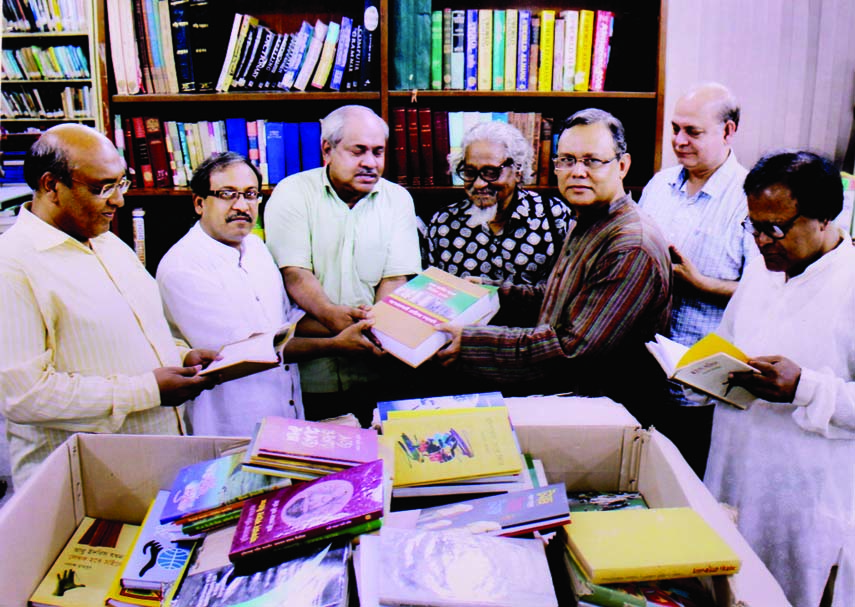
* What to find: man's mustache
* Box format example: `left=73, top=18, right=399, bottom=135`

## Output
left=227, top=213, right=253, bottom=222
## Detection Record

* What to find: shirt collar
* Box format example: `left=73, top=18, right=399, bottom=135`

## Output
left=786, top=229, right=854, bottom=283
left=322, top=166, right=379, bottom=206
left=188, top=221, right=246, bottom=264
left=670, top=150, right=739, bottom=200
left=18, top=203, right=99, bottom=253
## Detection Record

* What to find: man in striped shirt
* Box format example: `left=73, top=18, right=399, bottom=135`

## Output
left=0, top=124, right=218, bottom=487
left=438, top=109, right=672, bottom=424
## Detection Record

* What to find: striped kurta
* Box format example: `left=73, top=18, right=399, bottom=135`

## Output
left=457, top=195, right=672, bottom=421
left=0, top=206, right=187, bottom=487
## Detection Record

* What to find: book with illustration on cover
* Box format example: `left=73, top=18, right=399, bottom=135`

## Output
left=563, top=508, right=741, bottom=584
left=30, top=517, right=139, bottom=607
left=371, top=266, right=500, bottom=368
left=374, top=391, right=504, bottom=425
left=567, top=490, right=648, bottom=512
left=383, top=406, right=521, bottom=487
left=160, top=452, right=292, bottom=526
left=229, top=460, right=384, bottom=562
left=198, top=314, right=302, bottom=382
left=645, top=333, right=757, bottom=409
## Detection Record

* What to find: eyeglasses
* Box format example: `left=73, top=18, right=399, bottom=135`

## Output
left=741, top=215, right=800, bottom=240
left=553, top=155, right=621, bottom=171
left=456, top=159, right=516, bottom=183
left=207, top=189, right=262, bottom=203
left=70, top=177, right=132, bottom=199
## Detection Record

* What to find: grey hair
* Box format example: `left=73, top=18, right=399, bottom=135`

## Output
left=320, top=105, right=388, bottom=147
left=563, top=108, right=628, bottom=156
left=447, top=121, right=534, bottom=183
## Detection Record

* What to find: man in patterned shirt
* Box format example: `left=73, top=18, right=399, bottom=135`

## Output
left=426, top=121, right=571, bottom=286
left=437, top=109, right=672, bottom=425
left=638, top=83, right=757, bottom=476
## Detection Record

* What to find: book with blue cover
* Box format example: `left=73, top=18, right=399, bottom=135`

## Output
left=224, top=117, right=248, bottom=158
left=375, top=391, right=504, bottom=424
left=265, top=121, right=285, bottom=185
left=299, top=121, right=322, bottom=171
left=283, top=122, right=301, bottom=176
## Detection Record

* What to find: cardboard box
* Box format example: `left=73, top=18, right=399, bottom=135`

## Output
left=0, top=396, right=790, bottom=606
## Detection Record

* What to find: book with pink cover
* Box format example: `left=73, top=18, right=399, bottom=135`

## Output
left=229, top=459, right=384, bottom=562
left=251, top=416, right=379, bottom=466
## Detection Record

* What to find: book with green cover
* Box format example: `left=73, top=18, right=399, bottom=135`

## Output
left=563, top=508, right=741, bottom=584
left=430, top=10, right=442, bottom=89
left=491, top=9, right=505, bottom=90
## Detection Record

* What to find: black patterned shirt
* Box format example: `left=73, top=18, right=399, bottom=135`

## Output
left=426, top=189, right=572, bottom=286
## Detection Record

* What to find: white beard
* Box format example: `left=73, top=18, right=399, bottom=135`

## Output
left=465, top=202, right=498, bottom=229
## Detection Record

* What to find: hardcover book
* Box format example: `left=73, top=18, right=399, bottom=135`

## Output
left=229, top=459, right=384, bottom=562
left=537, top=10, right=555, bottom=92
left=311, top=20, right=340, bottom=90
left=383, top=406, right=521, bottom=487
left=645, top=333, right=757, bottom=409
left=197, top=319, right=300, bottom=383
left=160, top=452, right=292, bottom=525
left=371, top=266, right=500, bottom=368
left=329, top=15, right=353, bottom=91
left=30, top=517, right=139, bottom=607
left=589, top=10, right=614, bottom=91
left=122, top=491, right=194, bottom=592
left=574, top=9, right=594, bottom=92
left=450, top=9, right=465, bottom=89
left=476, top=8, right=492, bottom=91
left=375, top=390, right=504, bottom=424
left=563, top=508, right=742, bottom=584
left=249, top=416, right=379, bottom=467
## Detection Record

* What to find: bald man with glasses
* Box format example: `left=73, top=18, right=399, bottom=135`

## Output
left=426, top=120, right=571, bottom=287
left=437, top=109, right=672, bottom=425
left=0, top=123, right=219, bottom=487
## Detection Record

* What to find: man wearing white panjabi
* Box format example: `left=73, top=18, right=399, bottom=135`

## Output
left=703, top=151, right=855, bottom=607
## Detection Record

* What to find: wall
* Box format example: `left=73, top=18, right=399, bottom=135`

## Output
left=663, top=0, right=855, bottom=172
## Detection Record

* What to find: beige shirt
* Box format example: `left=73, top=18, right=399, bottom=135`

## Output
left=0, top=205, right=186, bottom=487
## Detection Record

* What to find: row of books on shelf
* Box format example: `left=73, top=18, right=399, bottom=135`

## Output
left=1, top=84, right=92, bottom=120
left=390, top=107, right=558, bottom=188
left=113, top=115, right=322, bottom=190
left=105, top=0, right=380, bottom=95
left=29, top=396, right=738, bottom=607
left=396, top=6, right=614, bottom=93
left=2, top=44, right=90, bottom=80
left=2, top=0, right=88, bottom=33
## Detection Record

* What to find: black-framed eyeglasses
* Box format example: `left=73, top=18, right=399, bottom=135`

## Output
left=70, top=176, right=132, bottom=199
left=207, top=189, right=262, bottom=203
left=456, top=158, right=516, bottom=183
left=552, top=155, right=621, bottom=171
left=741, top=215, right=800, bottom=240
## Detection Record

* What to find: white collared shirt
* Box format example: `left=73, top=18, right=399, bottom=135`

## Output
left=157, top=222, right=303, bottom=436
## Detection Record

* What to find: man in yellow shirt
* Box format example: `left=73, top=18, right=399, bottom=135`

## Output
left=0, top=124, right=217, bottom=487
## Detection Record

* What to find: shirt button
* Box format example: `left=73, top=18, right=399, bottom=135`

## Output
left=284, top=365, right=290, bottom=370
left=289, top=399, right=295, bottom=405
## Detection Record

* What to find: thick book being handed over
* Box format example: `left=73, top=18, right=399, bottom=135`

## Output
left=645, top=333, right=757, bottom=409
left=372, top=266, right=499, bottom=367
left=199, top=313, right=303, bottom=382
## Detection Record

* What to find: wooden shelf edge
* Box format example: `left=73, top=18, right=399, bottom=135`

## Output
left=387, top=90, right=657, bottom=100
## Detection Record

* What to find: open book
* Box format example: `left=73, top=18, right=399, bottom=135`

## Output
left=199, top=314, right=303, bottom=382
left=645, top=333, right=757, bottom=409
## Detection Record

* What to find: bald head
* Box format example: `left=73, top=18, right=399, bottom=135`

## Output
left=321, top=105, right=389, bottom=148
left=671, top=83, right=740, bottom=177
left=25, top=124, right=122, bottom=192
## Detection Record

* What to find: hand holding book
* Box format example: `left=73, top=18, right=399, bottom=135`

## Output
left=726, top=354, right=801, bottom=403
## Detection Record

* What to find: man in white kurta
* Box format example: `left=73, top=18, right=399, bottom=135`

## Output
left=704, top=151, right=855, bottom=607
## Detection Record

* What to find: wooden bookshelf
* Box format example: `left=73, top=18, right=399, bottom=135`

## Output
left=95, top=0, right=666, bottom=270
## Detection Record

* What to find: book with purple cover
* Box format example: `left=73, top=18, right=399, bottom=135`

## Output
left=252, top=416, right=379, bottom=466
left=229, top=459, right=385, bottom=562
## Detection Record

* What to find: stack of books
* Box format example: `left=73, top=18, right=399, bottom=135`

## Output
left=159, top=451, right=292, bottom=535
left=242, top=416, right=380, bottom=481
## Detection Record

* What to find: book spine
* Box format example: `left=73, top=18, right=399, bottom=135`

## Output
left=589, top=11, right=613, bottom=92
left=537, top=116, right=553, bottom=186
left=247, top=27, right=274, bottom=89
left=551, top=17, right=564, bottom=91
left=246, top=119, right=259, bottom=167
left=343, top=23, right=362, bottom=91
left=265, top=121, right=285, bottom=185
left=450, top=9, right=464, bottom=90
left=132, top=0, right=154, bottom=92
left=491, top=9, right=505, bottom=91
left=311, top=20, right=340, bottom=89
left=233, top=22, right=260, bottom=89
left=516, top=10, right=530, bottom=91
left=537, top=10, right=554, bottom=92
left=280, top=21, right=312, bottom=90
left=391, top=106, right=408, bottom=186
left=561, top=10, right=579, bottom=92
left=131, top=208, right=146, bottom=266
left=294, top=20, right=327, bottom=91
left=429, top=9, right=441, bottom=90
left=476, top=9, right=491, bottom=91
left=448, top=111, right=464, bottom=185
left=464, top=9, right=477, bottom=91
left=360, top=0, right=380, bottom=90
left=186, top=0, right=212, bottom=90
left=574, top=10, right=594, bottom=92
left=121, top=115, right=138, bottom=186
left=298, top=121, right=321, bottom=171
left=330, top=15, right=352, bottom=91
left=156, top=0, right=179, bottom=93
left=432, top=109, right=450, bottom=186
left=418, top=106, right=434, bottom=187
left=144, top=116, right=172, bottom=187
left=405, top=107, right=421, bottom=187
left=441, top=7, right=452, bottom=90
left=214, top=12, right=241, bottom=91
left=412, top=0, right=429, bottom=90
left=503, top=9, right=517, bottom=91
left=167, top=0, right=194, bottom=92
left=131, top=116, right=154, bottom=187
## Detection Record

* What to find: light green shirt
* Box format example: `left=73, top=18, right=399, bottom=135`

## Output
left=265, top=167, right=421, bottom=392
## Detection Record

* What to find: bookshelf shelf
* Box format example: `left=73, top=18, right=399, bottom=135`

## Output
left=2, top=32, right=90, bottom=38
left=388, top=90, right=657, bottom=100
left=2, top=117, right=96, bottom=123
left=111, top=92, right=382, bottom=104
left=4, top=79, right=95, bottom=84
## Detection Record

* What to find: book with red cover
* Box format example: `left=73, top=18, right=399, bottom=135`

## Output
left=229, top=459, right=384, bottom=562
left=143, top=116, right=172, bottom=188
left=390, top=106, right=408, bottom=186
left=432, top=109, right=451, bottom=186
left=405, top=107, right=421, bottom=187
left=589, top=10, right=614, bottom=92
left=251, top=416, right=379, bottom=466
left=121, top=116, right=139, bottom=186
left=131, top=116, right=155, bottom=188
left=417, top=107, right=435, bottom=187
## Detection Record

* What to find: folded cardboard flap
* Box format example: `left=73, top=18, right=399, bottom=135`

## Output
left=0, top=399, right=791, bottom=607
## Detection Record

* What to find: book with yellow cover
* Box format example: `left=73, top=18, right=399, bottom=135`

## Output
left=563, top=508, right=741, bottom=584
left=476, top=9, right=493, bottom=90
left=30, top=517, right=139, bottom=607
left=573, top=9, right=594, bottom=91
left=384, top=407, right=522, bottom=487
left=537, top=10, right=555, bottom=91
left=645, top=333, right=757, bottom=409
